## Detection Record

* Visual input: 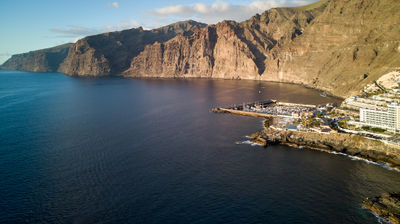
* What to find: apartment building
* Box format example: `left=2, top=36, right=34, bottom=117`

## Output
left=360, top=104, right=400, bottom=133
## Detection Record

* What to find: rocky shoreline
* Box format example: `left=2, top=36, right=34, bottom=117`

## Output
left=213, top=107, right=400, bottom=222
left=248, top=120, right=400, bottom=170
left=211, top=108, right=400, bottom=169
left=212, top=107, right=400, bottom=169
left=362, top=193, right=400, bottom=224
left=247, top=118, right=400, bottom=223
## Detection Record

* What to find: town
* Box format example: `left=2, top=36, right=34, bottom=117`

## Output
left=213, top=70, right=400, bottom=146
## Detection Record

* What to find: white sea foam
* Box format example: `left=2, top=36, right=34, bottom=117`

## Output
left=361, top=206, right=391, bottom=224
left=315, top=149, right=400, bottom=172
left=241, top=140, right=263, bottom=147
left=242, top=136, right=400, bottom=172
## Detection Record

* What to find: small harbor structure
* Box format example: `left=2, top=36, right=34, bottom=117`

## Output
left=212, top=99, right=338, bottom=134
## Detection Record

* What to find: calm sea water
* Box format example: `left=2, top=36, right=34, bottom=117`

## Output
left=1, top=70, right=399, bottom=224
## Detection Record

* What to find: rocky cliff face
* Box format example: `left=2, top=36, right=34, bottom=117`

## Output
left=58, top=20, right=207, bottom=76
left=124, top=4, right=325, bottom=80
left=0, top=43, right=72, bottom=72
left=124, top=0, right=400, bottom=98
left=4, top=0, right=399, bottom=98
left=268, top=0, right=400, bottom=97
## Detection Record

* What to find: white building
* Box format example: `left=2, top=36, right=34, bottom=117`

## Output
left=360, top=103, right=400, bottom=133
left=343, top=96, right=387, bottom=110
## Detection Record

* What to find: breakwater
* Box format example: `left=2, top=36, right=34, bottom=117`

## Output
left=211, top=108, right=276, bottom=118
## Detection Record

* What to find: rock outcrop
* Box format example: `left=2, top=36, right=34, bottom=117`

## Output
left=211, top=107, right=400, bottom=169
left=363, top=192, right=400, bottom=224
left=0, top=43, right=72, bottom=72
left=58, top=20, right=207, bottom=76
left=249, top=126, right=400, bottom=169
left=124, top=0, right=400, bottom=98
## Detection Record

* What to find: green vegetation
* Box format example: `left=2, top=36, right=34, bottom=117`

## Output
left=338, top=118, right=350, bottom=128
left=365, top=89, right=384, bottom=97
left=361, top=126, right=386, bottom=133
left=371, top=127, right=385, bottom=133
left=362, top=126, right=370, bottom=131
left=301, top=116, right=321, bottom=128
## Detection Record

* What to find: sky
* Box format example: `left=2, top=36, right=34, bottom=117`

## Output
left=0, top=0, right=318, bottom=64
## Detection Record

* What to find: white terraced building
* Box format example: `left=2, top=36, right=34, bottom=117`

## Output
left=360, top=103, right=400, bottom=133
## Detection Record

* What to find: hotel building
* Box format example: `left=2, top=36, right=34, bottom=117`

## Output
left=360, top=103, right=400, bottom=133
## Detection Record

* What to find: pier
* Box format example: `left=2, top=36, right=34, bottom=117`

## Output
left=210, top=107, right=278, bottom=118
left=211, top=99, right=328, bottom=119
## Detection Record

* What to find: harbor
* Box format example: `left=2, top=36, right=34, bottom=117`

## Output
left=212, top=99, right=338, bottom=134
left=211, top=99, right=400, bottom=170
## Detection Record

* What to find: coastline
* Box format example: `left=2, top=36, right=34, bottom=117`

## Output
left=123, top=76, right=344, bottom=99
left=249, top=126, right=400, bottom=170
left=213, top=107, right=400, bottom=222
left=362, top=193, right=400, bottom=224
left=213, top=107, right=400, bottom=169
left=0, top=69, right=345, bottom=100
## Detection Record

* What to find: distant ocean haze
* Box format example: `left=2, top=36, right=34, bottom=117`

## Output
left=0, top=70, right=399, bottom=224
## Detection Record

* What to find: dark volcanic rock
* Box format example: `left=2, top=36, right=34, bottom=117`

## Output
left=58, top=20, right=207, bottom=76
left=249, top=126, right=400, bottom=169
left=0, top=43, right=72, bottom=72
left=363, top=192, right=400, bottom=224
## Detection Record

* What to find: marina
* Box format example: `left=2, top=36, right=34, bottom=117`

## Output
left=212, top=99, right=338, bottom=134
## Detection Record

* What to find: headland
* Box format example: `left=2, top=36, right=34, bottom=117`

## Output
left=212, top=93, right=400, bottom=223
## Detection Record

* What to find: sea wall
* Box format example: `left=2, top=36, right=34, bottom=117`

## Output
left=211, top=108, right=275, bottom=118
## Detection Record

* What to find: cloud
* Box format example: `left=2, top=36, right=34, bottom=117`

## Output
left=147, top=0, right=318, bottom=24
left=49, top=19, right=144, bottom=39
left=50, top=26, right=101, bottom=38
left=108, top=2, right=119, bottom=8
left=49, top=0, right=317, bottom=42
left=0, top=52, right=11, bottom=57
left=0, top=52, right=11, bottom=64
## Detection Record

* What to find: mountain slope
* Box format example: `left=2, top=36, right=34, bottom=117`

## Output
left=266, top=0, right=400, bottom=97
left=58, top=20, right=207, bottom=76
left=2, top=0, right=399, bottom=98
left=124, top=3, right=327, bottom=80
left=0, top=43, right=72, bottom=72
left=124, top=0, right=400, bottom=98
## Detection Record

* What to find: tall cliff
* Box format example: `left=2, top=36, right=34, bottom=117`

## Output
left=58, top=20, right=207, bottom=76
left=124, top=0, right=400, bottom=98
left=124, top=2, right=326, bottom=80
left=0, top=43, right=72, bottom=72
left=3, top=0, right=399, bottom=98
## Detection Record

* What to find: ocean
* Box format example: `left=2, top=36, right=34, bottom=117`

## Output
left=1, top=70, right=399, bottom=223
